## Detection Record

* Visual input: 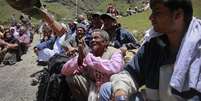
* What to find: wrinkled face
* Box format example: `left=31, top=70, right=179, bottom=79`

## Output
left=76, top=27, right=85, bottom=39
left=91, top=31, right=108, bottom=54
left=149, top=3, right=176, bottom=34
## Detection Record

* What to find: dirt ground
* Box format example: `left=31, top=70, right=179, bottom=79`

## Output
left=0, top=34, right=43, bottom=101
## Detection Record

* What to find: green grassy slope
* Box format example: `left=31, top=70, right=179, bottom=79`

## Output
left=0, top=0, right=100, bottom=25
left=97, top=0, right=130, bottom=15
left=117, top=0, right=201, bottom=40
left=45, top=2, right=73, bottom=21
left=192, top=0, right=201, bottom=18
left=118, top=10, right=151, bottom=40
left=0, top=0, right=19, bottom=24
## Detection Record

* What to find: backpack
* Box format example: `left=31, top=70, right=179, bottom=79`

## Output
left=44, top=74, right=72, bottom=101
left=37, top=68, right=49, bottom=101
left=36, top=53, right=75, bottom=101
left=48, top=53, right=71, bottom=75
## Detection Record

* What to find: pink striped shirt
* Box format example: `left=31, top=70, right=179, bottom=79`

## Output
left=61, top=50, right=124, bottom=88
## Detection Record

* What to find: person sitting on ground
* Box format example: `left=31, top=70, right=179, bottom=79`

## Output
left=67, top=19, right=77, bottom=37
left=31, top=7, right=71, bottom=65
left=126, top=7, right=137, bottom=16
left=101, top=13, right=140, bottom=56
left=15, top=23, right=21, bottom=33
left=10, top=27, right=19, bottom=39
left=77, top=14, right=90, bottom=27
left=40, top=24, right=53, bottom=43
left=17, top=26, right=30, bottom=54
left=99, top=0, right=201, bottom=100
left=87, top=12, right=103, bottom=30
left=2, top=29, right=21, bottom=65
left=0, top=40, right=16, bottom=64
left=0, top=34, right=16, bottom=48
left=61, top=29, right=124, bottom=101
left=86, top=12, right=103, bottom=47
left=33, top=25, right=66, bottom=65
left=61, top=24, right=89, bottom=57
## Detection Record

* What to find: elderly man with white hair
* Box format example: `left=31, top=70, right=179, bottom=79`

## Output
left=61, top=29, right=124, bottom=101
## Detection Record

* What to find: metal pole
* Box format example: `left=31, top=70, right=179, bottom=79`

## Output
left=76, top=0, right=78, bottom=17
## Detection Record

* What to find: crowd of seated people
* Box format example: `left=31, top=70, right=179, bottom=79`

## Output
left=33, top=7, right=140, bottom=101
left=0, top=14, right=33, bottom=65
left=4, top=0, right=201, bottom=101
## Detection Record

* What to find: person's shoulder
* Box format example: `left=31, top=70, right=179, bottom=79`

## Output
left=143, top=34, right=168, bottom=49
left=107, top=46, right=120, bottom=53
left=116, top=27, right=131, bottom=35
left=101, top=46, right=121, bottom=59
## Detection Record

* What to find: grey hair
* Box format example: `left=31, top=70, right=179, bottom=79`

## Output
left=93, top=29, right=110, bottom=43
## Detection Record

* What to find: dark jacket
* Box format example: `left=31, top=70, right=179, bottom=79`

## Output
left=111, top=27, right=140, bottom=49
left=125, top=35, right=177, bottom=89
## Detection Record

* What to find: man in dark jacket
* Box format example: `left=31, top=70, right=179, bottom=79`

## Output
left=101, top=13, right=140, bottom=56
left=99, top=0, right=201, bottom=101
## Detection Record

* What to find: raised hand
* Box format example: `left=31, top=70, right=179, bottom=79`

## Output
left=77, top=38, right=85, bottom=66
left=66, top=47, right=78, bottom=57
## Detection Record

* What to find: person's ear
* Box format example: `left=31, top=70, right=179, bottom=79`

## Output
left=112, top=21, right=118, bottom=28
left=111, top=19, right=117, bottom=26
left=112, top=22, right=117, bottom=26
left=103, top=40, right=108, bottom=45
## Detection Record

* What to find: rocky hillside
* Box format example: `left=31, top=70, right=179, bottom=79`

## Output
left=1, top=0, right=200, bottom=25
left=0, top=0, right=136, bottom=24
left=42, top=0, right=102, bottom=16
